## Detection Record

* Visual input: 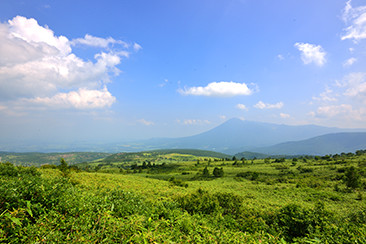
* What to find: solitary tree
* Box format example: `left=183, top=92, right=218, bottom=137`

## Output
left=213, top=167, right=224, bottom=177
left=58, top=158, right=70, bottom=178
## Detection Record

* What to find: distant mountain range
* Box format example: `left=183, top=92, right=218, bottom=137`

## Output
left=252, top=132, right=366, bottom=156
left=137, top=118, right=366, bottom=155
left=1, top=118, right=365, bottom=156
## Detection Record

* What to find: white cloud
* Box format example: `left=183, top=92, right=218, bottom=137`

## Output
left=280, top=113, right=290, bottom=118
left=236, top=104, right=248, bottom=110
left=312, top=87, right=337, bottom=102
left=138, top=119, right=154, bottom=126
left=313, top=104, right=361, bottom=119
left=133, top=43, right=142, bottom=51
left=219, top=115, right=227, bottom=120
left=71, top=34, right=128, bottom=48
left=341, top=0, right=366, bottom=42
left=178, top=81, right=254, bottom=97
left=25, top=87, right=116, bottom=109
left=294, top=42, right=326, bottom=66
left=343, top=57, right=357, bottom=67
left=343, top=72, right=366, bottom=103
left=254, top=101, right=283, bottom=109
left=0, top=16, right=134, bottom=109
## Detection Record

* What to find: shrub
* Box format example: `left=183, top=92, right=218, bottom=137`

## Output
left=176, top=189, right=243, bottom=217
left=212, top=167, right=224, bottom=177
left=344, top=166, right=361, bottom=189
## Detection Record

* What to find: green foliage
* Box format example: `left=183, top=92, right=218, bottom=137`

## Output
left=58, top=158, right=71, bottom=178
left=0, top=152, right=111, bottom=166
left=168, top=177, right=188, bottom=188
left=1, top=150, right=366, bottom=243
left=236, top=171, right=260, bottom=181
left=202, top=166, right=210, bottom=177
left=176, top=189, right=243, bottom=217
left=344, top=166, right=361, bottom=189
left=212, top=167, right=224, bottom=177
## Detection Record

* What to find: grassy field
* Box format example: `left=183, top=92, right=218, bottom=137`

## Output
left=1, top=150, right=366, bottom=243
left=0, top=152, right=111, bottom=166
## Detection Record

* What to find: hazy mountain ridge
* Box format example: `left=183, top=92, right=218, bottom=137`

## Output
left=139, top=118, right=365, bottom=154
left=251, top=132, right=366, bottom=156
left=1, top=118, right=365, bottom=155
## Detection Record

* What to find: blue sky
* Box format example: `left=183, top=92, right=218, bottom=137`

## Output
left=1, top=0, right=366, bottom=145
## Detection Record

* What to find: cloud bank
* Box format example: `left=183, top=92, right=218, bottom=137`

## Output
left=0, top=16, right=138, bottom=110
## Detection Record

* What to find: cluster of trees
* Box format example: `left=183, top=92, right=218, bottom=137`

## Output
left=202, top=166, right=224, bottom=178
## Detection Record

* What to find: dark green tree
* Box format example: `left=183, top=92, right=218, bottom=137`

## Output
left=202, top=166, right=210, bottom=177
left=58, top=158, right=70, bottom=178
left=344, top=166, right=361, bottom=189
left=213, top=167, right=224, bottom=177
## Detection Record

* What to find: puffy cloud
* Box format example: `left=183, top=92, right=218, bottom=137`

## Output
left=294, top=42, right=326, bottom=66
left=25, top=87, right=116, bottom=109
left=341, top=0, right=366, bottom=42
left=254, top=101, right=283, bottom=109
left=178, top=81, right=254, bottom=97
left=0, top=16, right=136, bottom=109
left=236, top=104, right=248, bottom=110
left=343, top=57, right=357, bottom=67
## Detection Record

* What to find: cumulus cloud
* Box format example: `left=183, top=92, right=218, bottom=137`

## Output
left=294, top=42, right=326, bottom=66
left=343, top=57, right=357, bottom=67
left=178, top=81, right=254, bottom=97
left=341, top=0, right=366, bottom=42
left=0, top=16, right=137, bottom=109
left=254, top=101, right=283, bottom=109
left=236, top=104, right=248, bottom=110
left=26, top=87, right=116, bottom=109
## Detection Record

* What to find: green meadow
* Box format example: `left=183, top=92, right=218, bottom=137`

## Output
left=1, top=150, right=366, bottom=243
